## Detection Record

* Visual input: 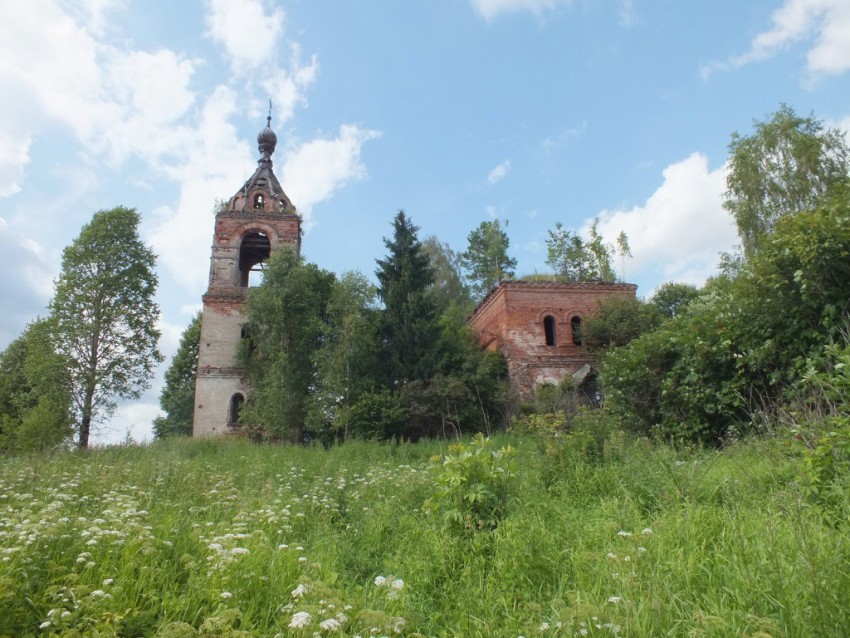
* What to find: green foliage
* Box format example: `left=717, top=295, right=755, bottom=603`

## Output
left=602, top=196, right=850, bottom=444
left=376, top=211, right=439, bottom=385
left=309, top=271, right=382, bottom=440
left=461, top=219, right=517, bottom=302
left=650, top=281, right=701, bottom=318
left=49, top=206, right=162, bottom=448
left=0, top=319, right=73, bottom=453
left=425, top=434, right=517, bottom=534
left=582, top=295, right=662, bottom=350
left=798, top=340, right=850, bottom=496
left=342, top=388, right=407, bottom=440
left=421, top=235, right=472, bottom=313
left=545, top=219, right=624, bottom=282
left=240, top=247, right=335, bottom=442
left=154, top=313, right=201, bottom=439
left=725, top=104, right=850, bottom=259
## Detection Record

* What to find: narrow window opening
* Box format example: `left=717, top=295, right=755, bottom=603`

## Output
left=238, top=231, right=271, bottom=287
left=571, top=316, right=583, bottom=346
left=229, top=393, right=245, bottom=426
left=253, top=193, right=265, bottom=209
left=543, top=315, right=557, bottom=346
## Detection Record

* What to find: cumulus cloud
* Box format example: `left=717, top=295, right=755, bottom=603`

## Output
left=0, top=219, right=55, bottom=348
left=587, top=153, right=738, bottom=288
left=205, top=0, right=284, bottom=70
left=470, top=0, right=569, bottom=20
left=703, top=0, right=850, bottom=78
left=487, top=160, right=511, bottom=184
left=281, top=124, right=382, bottom=229
left=260, top=45, right=320, bottom=125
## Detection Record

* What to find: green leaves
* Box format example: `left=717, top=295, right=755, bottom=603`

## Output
left=425, top=434, right=518, bottom=535
left=545, top=219, right=624, bottom=282
left=461, top=219, right=517, bottom=302
left=49, top=206, right=161, bottom=448
left=724, top=104, right=850, bottom=259
left=155, top=313, right=201, bottom=438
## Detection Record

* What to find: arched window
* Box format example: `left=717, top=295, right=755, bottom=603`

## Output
left=238, top=231, right=271, bottom=287
left=253, top=193, right=265, bottom=209
left=229, top=393, right=244, bottom=426
left=571, top=316, right=583, bottom=346
left=543, top=315, right=557, bottom=346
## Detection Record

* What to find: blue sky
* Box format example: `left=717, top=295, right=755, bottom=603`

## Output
left=1, top=0, right=848, bottom=442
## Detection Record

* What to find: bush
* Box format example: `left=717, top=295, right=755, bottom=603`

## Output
left=424, top=434, right=518, bottom=534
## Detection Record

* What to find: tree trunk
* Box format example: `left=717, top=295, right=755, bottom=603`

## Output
left=78, top=387, right=94, bottom=449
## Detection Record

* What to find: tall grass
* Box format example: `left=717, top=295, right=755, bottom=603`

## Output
left=1, top=434, right=848, bottom=637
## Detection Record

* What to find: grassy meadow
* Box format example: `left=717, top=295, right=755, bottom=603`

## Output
left=1, top=433, right=849, bottom=637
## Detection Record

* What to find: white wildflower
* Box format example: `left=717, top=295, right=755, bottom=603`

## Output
left=607, top=595, right=623, bottom=604
left=617, top=530, right=632, bottom=537
left=390, top=578, right=404, bottom=590
left=289, top=611, right=311, bottom=629
left=539, top=621, right=550, bottom=631
left=221, top=591, right=233, bottom=599
left=642, top=528, right=653, bottom=535
left=291, top=583, right=308, bottom=599
left=374, top=575, right=387, bottom=587
left=319, top=618, right=342, bottom=631
left=39, top=621, right=51, bottom=630
left=102, top=578, right=114, bottom=586
left=231, top=547, right=250, bottom=555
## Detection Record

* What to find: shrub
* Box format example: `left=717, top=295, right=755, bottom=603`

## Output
left=424, top=434, right=517, bottom=534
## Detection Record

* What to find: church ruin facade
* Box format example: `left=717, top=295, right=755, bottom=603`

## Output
left=468, top=281, right=637, bottom=399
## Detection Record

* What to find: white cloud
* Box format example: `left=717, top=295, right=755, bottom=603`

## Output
left=470, top=0, right=569, bottom=20
left=704, top=0, right=850, bottom=78
left=588, top=153, right=737, bottom=288
left=205, top=0, right=284, bottom=70
left=147, top=87, right=253, bottom=292
left=260, top=45, right=320, bottom=125
left=281, top=124, right=382, bottom=229
left=0, top=219, right=55, bottom=348
left=488, top=160, right=511, bottom=184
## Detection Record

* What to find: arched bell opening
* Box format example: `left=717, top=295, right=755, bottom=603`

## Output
left=239, top=231, right=271, bottom=287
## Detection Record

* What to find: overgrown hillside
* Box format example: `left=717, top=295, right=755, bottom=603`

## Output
left=2, top=434, right=848, bottom=637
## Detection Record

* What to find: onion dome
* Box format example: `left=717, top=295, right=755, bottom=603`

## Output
left=257, top=114, right=277, bottom=163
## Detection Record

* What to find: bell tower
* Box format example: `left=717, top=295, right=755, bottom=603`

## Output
left=193, top=113, right=301, bottom=437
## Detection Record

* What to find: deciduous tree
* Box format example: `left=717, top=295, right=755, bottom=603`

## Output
left=50, top=206, right=162, bottom=448
left=240, top=247, right=335, bottom=442
left=0, top=319, right=73, bottom=452
left=725, top=104, right=850, bottom=259
left=422, top=236, right=472, bottom=313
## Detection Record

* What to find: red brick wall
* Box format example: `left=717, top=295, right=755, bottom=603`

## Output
left=469, top=281, right=637, bottom=398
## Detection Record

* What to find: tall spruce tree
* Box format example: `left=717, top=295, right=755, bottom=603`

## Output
left=50, top=206, right=162, bottom=448
left=375, top=211, right=438, bottom=385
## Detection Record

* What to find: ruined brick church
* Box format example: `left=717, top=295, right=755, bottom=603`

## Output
left=193, top=118, right=635, bottom=436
